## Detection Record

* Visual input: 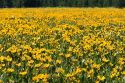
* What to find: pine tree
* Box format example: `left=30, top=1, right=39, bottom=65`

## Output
left=0, top=0, right=125, bottom=8
left=0, top=0, right=7, bottom=8
left=103, top=0, right=110, bottom=7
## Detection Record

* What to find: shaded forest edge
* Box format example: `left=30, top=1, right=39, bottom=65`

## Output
left=0, top=0, right=125, bottom=8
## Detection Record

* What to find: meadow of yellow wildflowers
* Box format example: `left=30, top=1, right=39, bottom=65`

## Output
left=0, top=8, right=125, bottom=83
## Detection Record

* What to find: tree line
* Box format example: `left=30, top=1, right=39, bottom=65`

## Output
left=0, top=0, right=125, bottom=8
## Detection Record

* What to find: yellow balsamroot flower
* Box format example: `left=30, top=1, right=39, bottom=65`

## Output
left=102, top=57, right=109, bottom=62
left=65, top=73, right=74, bottom=78
left=16, top=63, right=21, bottom=67
left=32, top=74, right=49, bottom=81
left=34, top=54, right=41, bottom=60
left=65, top=54, right=72, bottom=58
left=82, top=68, right=87, bottom=72
left=75, top=67, right=82, bottom=74
left=21, top=45, right=32, bottom=51
left=56, top=68, right=65, bottom=73
left=107, top=45, right=114, bottom=50
left=72, top=59, right=78, bottom=63
left=5, top=56, right=12, bottom=62
left=92, top=63, right=101, bottom=70
left=40, top=58, right=46, bottom=62
left=56, top=59, right=62, bottom=64
left=109, top=62, right=113, bottom=67
left=45, top=56, right=52, bottom=62
left=19, top=71, right=27, bottom=76
left=70, top=41, right=76, bottom=46
left=40, top=42, right=44, bottom=46
left=110, top=67, right=120, bottom=78
left=95, top=80, right=100, bottom=83
left=83, top=44, right=91, bottom=51
left=35, top=63, right=42, bottom=68
left=68, top=47, right=73, bottom=52
left=86, top=59, right=93, bottom=64
left=0, top=80, right=3, bottom=83
left=21, top=56, right=26, bottom=61
left=28, top=60, right=34, bottom=64
left=0, top=56, right=5, bottom=62
left=87, top=69, right=94, bottom=78
left=59, top=53, right=64, bottom=56
left=97, top=75, right=105, bottom=81
left=24, top=54, right=32, bottom=61
left=118, top=58, right=124, bottom=65
left=121, top=71, right=125, bottom=75
left=110, top=73, right=116, bottom=79
left=0, top=64, right=5, bottom=69
left=6, top=68, right=14, bottom=73
left=6, top=45, right=18, bottom=53
left=98, top=47, right=103, bottom=52
left=42, top=64, right=50, bottom=69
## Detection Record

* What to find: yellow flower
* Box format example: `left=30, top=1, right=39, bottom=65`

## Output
left=56, top=68, right=65, bottom=73
left=43, top=64, right=50, bottom=68
left=95, top=80, right=100, bottom=83
left=122, top=71, right=125, bottom=75
left=19, top=71, right=27, bottom=76
left=0, top=80, right=3, bottom=83
left=82, top=68, right=87, bottom=72
left=7, top=45, right=18, bottom=53
left=16, top=63, right=21, bottom=67
left=35, top=63, right=42, bottom=68
left=32, top=74, right=49, bottom=81
left=110, top=67, right=119, bottom=78
left=68, top=47, right=73, bottom=52
left=97, top=75, right=105, bottom=81
left=102, top=58, right=109, bottom=62
left=0, top=64, right=5, bottom=69
left=87, top=69, right=94, bottom=78
left=56, top=59, right=62, bottom=64
left=28, top=60, right=34, bottom=64
left=75, top=67, right=82, bottom=74
left=92, top=63, right=101, bottom=70
left=118, top=58, right=124, bottom=65
left=0, top=56, right=5, bottom=62
left=6, top=68, right=14, bottom=73
left=5, top=56, right=12, bottom=62
left=59, top=53, right=64, bottom=56
left=65, top=54, right=71, bottom=58
left=109, top=62, right=113, bottom=66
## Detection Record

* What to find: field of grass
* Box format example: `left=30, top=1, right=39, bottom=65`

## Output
left=0, top=8, right=125, bottom=83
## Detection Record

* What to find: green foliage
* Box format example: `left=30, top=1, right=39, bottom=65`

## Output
left=0, top=0, right=125, bottom=8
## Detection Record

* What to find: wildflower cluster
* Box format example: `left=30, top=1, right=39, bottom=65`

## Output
left=0, top=8, right=125, bottom=83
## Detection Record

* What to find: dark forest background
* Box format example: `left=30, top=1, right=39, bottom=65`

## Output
left=0, top=0, right=125, bottom=8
